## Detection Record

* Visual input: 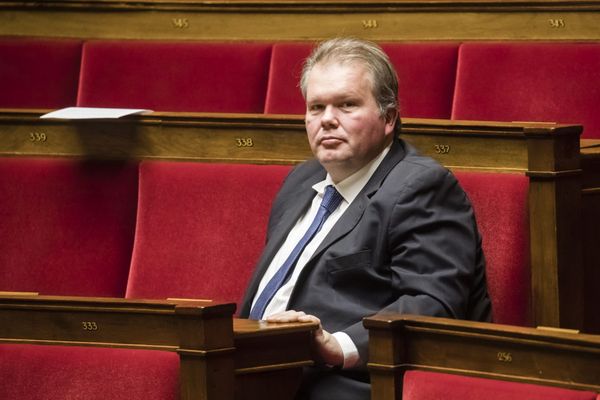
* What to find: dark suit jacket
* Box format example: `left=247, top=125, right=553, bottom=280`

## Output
left=240, top=138, right=492, bottom=399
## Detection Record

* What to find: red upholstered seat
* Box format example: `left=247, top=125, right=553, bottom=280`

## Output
left=452, top=42, right=600, bottom=138
left=264, top=42, right=312, bottom=114
left=454, top=171, right=530, bottom=326
left=0, top=344, right=179, bottom=400
left=126, top=162, right=291, bottom=307
left=264, top=42, right=459, bottom=119
left=0, top=158, right=138, bottom=296
left=382, top=42, right=459, bottom=119
left=402, top=370, right=597, bottom=400
left=0, top=37, right=82, bottom=108
left=77, top=40, right=272, bottom=113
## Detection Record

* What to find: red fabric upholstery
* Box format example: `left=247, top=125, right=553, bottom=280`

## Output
left=264, top=42, right=312, bottom=114
left=382, top=42, right=459, bottom=119
left=0, top=344, right=179, bottom=400
left=0, top=158, right=138, bottom=296
left=77, top=40, right=272, bottom=113
left=452, top=42, right=600, bottom=138
left=402, top=370, right=597, bottom=400
left=0, top=37, right=82, bottom=108
left=454, top=171, right=530, bottom=326
left=126, top=162, right=291, bottom=307
left=264, top=42, right=458, bottom=119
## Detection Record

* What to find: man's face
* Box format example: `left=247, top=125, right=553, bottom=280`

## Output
left=304, top=61, right=396, bottom=182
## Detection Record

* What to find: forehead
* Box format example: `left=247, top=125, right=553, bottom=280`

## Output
left=305, top=61, right=374, bottom=100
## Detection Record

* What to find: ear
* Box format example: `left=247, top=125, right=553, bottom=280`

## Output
left=384, top=108, right=399, bottom=136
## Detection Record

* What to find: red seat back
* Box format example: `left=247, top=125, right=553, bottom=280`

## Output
left=382, top=42, right=459, bottom=119
left=403, top=370, right=597, bottom=400
left=452, top=42, right=600, bottom=138
left=0, top=344, right=179, bottom=400
left=264, top=42, right=459, bottom=119
left=78, top=40, right=272, bottom=113
left=454, top=171, right=531, bottom=326
left=264, top=42, right=312, bottom=114
left=0, top=158, right=138, bottom=296
left=126, top=162, right=291, bottom=307
left=0, top=37, right=82, bottom=108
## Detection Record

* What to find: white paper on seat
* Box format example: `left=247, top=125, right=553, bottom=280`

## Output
left=40, top=107, right=152, bottom=120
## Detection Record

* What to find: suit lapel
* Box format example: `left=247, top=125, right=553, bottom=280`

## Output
left=242, top=139, right=408, bottom=315
left=303, top=139, right=407, bottom=272
left=242, top=166, right=326, bottom=309
left=269, top=178, right=321, bottom=251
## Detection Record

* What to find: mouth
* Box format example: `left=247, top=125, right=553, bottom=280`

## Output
left=319, top=135, right=345, bottom=146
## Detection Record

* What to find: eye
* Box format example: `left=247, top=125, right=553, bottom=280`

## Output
left=308, top=104, right=324, bottom=113
left=340, top=101, right=357, bottom=110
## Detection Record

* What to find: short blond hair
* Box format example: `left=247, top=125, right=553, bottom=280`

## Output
left=300, top=37, right=399, bottom=121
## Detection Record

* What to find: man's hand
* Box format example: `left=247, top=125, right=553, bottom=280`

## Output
left=266, top=310, right=344, bottom=367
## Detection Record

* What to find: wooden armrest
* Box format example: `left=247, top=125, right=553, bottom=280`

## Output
left=364, top=313, right=600, bottom=396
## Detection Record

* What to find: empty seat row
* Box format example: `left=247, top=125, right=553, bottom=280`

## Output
left=0, top=157, right=530, bottom=327
left=0, top=159, right=291, bottom=309
left=1, top=37, right=600, bottom=137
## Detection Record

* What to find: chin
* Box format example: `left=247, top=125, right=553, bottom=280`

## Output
left=316, top=152, right=344, bottom=165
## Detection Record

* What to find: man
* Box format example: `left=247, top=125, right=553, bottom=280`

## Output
left=240, top=37, right=491, bottom=399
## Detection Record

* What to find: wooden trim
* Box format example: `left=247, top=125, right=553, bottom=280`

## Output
left=364, top=314, right=600, bottom=399
left=3, top=1, right=600, bottom=41
left=0, top=294, right=317, bottom=400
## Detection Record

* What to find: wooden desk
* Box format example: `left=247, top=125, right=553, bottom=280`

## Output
left=364, top=314, right=600, bottom=400
left=0, top=294, right=316, bottom=400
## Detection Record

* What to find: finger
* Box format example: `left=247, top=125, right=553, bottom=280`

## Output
left=265, top=310, right=306, bottom=322
left=297, top=314, right=321, bottom=324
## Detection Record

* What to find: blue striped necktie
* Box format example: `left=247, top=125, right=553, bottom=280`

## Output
left=249, top=185, right=344, bottom=320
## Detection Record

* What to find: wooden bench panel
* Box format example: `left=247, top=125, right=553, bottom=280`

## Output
left=364, top=314, right=600, bottom=399
left=0, top=294, right=316, bottom=400
left=2, top=1, right=600, bottom=41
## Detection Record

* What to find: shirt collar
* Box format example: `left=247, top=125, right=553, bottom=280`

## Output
left=312, top=143, right=392, bottom=204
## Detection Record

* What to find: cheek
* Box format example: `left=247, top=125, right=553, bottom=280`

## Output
left=305, top=120, right=317, bottom=134
left=305, top=121, right=320, bottom=146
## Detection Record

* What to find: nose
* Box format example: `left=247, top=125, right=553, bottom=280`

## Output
left=321, top=105, right=339, bottom=130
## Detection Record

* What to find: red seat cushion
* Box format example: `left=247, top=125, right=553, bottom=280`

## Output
left=0, top=344, right=179, bottom=400
left=126, top=162, right=291, bottom=307
left=77, top=40, right=272, bottom=113
left=403, top=370, right=597, bottom=400
left=0, top=158, right=138, bottom=296
left=455, top=171, right=530, bottom=326
left=0, top=37, right=82, bottom=108
left=452, top=42, right=600, bottom=138
left=264, top=42, right=459, bottom=119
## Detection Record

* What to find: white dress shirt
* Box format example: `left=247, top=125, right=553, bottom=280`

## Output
left=251, top=144, right=391, bottom=368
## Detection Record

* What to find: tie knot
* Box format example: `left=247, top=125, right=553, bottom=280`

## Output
left=321, top=185, right=343, bottom=214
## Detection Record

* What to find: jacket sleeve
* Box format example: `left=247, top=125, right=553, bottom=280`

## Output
left=342, top=166, right=487, bottom=367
